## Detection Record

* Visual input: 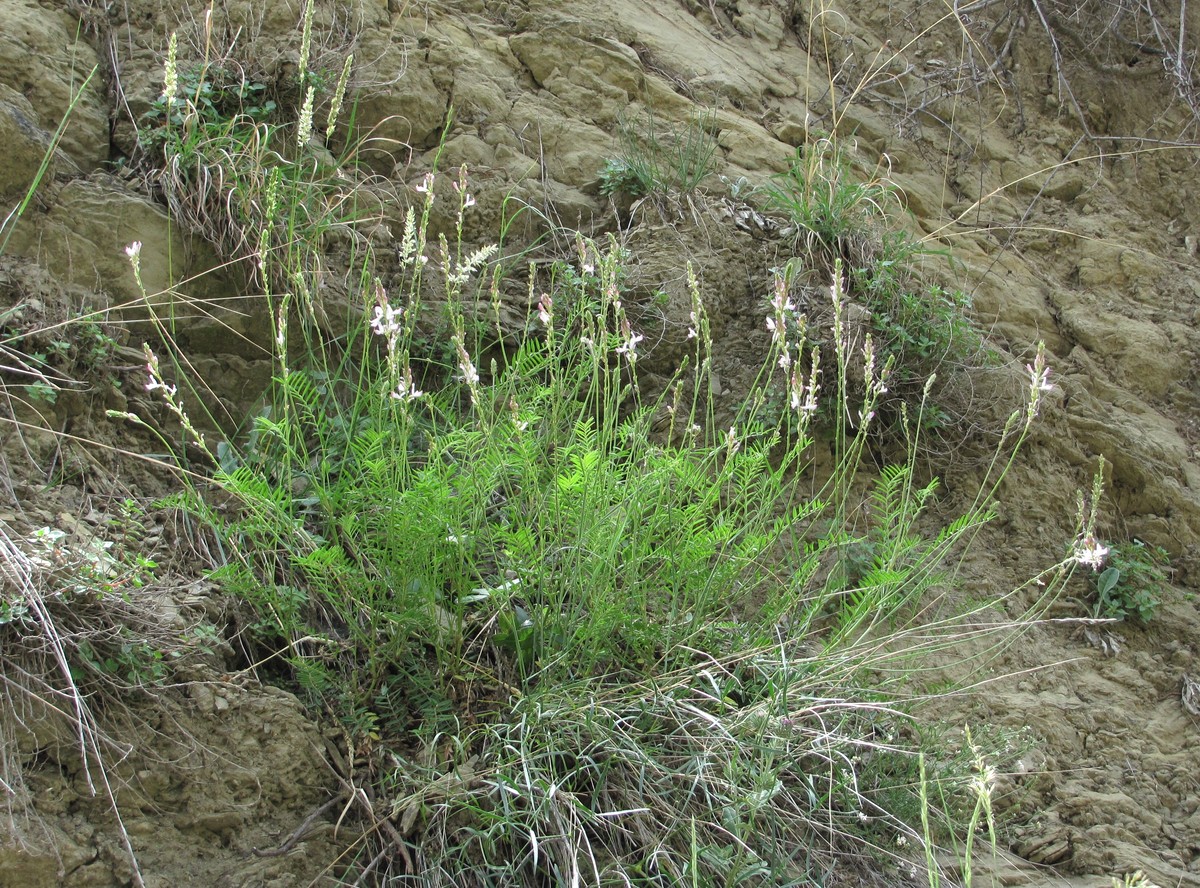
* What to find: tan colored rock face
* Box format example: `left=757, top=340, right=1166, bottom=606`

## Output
left=0, top=0, right=108, bottom=175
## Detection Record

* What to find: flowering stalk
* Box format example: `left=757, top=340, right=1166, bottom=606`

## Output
left=537, top=292, right=553, bottom=338
left=125, top=241, right=145, bottom=297
left=162, top=33, right=178, bottom=108
left=368, top=279, right=420, bottom=406
left=297, top=0, right=315, bottom=85
left=142, top=344, right=215, bottom=464
left=274, top=290, right=291, bottom=378
left=296, top=85, right=316, bottom=150
left=685, top=262, right=714, bottom=433
left=766, top=271, right=795, bottom=364
left=614, top=317, right=644, bottom=364
left=398, top=174, right=436, bottom=318
left=789, top=347, right=821, bottom=423
left=829, top=261, right=849, bottom=428
left=1072, top=456, right=1109, bottom=570
left=856, top=334, right=893, bottom=428
left=325, top=54, right=353, bottom=142
left=452, top=324, right=481, bottom=407
left=453, top=164, right=476, bottom=237
left=1025, top=341, right=1057, bottom=423
left=256, top=168, right=282, bottom=279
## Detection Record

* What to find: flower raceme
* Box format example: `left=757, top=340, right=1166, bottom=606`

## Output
left=1026, top=343, right=1057, bottom=420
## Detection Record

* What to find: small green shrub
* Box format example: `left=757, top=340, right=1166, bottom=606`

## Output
left=851, top=234, right=990, bottom=402
left=127, top=152, right=1068, bottom=881
left=141, top=64, right=278, bottom=143
left=597, top=157, right=647, bottom=198
left=1, top=306, right=122, bottom=409
left=22, top=380, right=58, bottom=404
left=1091, top=540, right=1170, bottom=623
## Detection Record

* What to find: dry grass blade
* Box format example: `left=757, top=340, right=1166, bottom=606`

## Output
left=0, top=521, right=147, bottom=887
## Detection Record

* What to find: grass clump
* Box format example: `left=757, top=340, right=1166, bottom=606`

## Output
left=599, top=107, right=719, bottom=200
left=763, top=136, right=901, bottom=265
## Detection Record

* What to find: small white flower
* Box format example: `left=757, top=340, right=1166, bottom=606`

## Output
left=452, top=175, right=476, bottom=209
left=390, top=368, right=423, bottom=402
left=725, top=425, right=740, bottom=455
left=144, top=363, right=176, bottom=397
left=537, top=294, right=553, bottom=326
left=455, top=341, right=480, bottom=387
left=778, top=351, right=791, bottom=370
left=414, top=172, right=435, bottom=195
left=390, top=382, right=423, bottom=402
left=1073, top=534, right=1109, bottom=570
left=582, top=263, right=595, bottom=275
left=370, top=303, right=403, bottom=338
left=1025, top=343, right=1056, bottom=420
left=1027, top=361, right=1056, bottom=393
left=615, top=325, right=644, bottom=359
left=125, top=242, right=142, bottom=261
left=770, top=275, right=795, bottom=313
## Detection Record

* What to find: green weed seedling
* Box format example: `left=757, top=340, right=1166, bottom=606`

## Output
left=1092, top=540, right=1170, bottom=623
